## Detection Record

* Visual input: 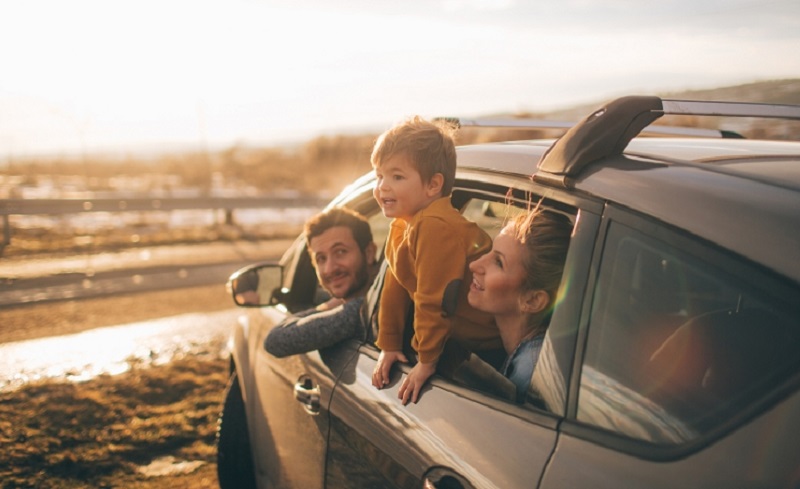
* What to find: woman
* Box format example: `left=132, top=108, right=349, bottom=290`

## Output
left=467, top=208, right=572, bottom=401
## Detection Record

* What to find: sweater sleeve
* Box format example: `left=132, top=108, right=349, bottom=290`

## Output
left=410, top=218, right=470, bottom=364
left=264, top=297, right=365, bottom=358
left=375, top=267, right=411, bottom=352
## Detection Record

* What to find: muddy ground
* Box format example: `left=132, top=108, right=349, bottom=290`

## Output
left=0, top=284, right=234, bottom=489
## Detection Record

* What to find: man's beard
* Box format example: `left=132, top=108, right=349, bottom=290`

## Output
left=329, top=258, right=369, bottom=300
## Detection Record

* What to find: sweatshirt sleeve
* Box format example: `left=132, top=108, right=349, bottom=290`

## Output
left=410, top=218, right=470, bottom=364
left=264, top=297, right=365, bottom=358
left=375, top=267, right=411, bottom=352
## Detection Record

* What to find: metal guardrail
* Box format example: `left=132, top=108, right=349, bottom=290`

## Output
left=0, top=196, right=330, bottom=253
left=0, top=196, right=328, bottom=215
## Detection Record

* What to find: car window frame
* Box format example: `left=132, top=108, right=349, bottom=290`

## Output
left=354, top=177, right=592, bottom=416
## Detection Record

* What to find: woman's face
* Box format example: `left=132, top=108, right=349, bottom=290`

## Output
left=468, top=223, right=529, bottom=320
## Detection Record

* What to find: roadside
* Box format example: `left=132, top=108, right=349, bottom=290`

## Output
left=0, top=351, right=228, bottom=489
left=0, top=285, right=235, bottom=489
left=0, top=238, right=295, bottom=281
left=0, top=239, right=297, bottom=488
left=0, top=284, right=232, bottom=344
left=0, top=238, right=294, bottom=343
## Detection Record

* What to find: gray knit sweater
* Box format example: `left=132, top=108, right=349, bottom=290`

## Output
left=263, top=297, right=366, bottom=358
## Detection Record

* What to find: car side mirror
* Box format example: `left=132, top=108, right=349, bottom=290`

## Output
left=227, top=262, right=285, bottom=307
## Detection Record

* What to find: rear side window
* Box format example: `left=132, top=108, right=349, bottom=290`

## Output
left=577, top=221, right=800, bottom=445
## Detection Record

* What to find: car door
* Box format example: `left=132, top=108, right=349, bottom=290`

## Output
left=245, top=247, right=339, bottom=489
left=322, top=189, right=600, bottom=488
left=540, top=205, right=800, bottom=488
left=246, top=186, right=390, bottom=489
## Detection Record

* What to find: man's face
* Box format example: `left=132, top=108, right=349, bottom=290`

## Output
left=308, top=225, right=373, bottom=299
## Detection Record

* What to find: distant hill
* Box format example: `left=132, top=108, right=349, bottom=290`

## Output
left=456, top=78, right=800, bottom=144
left=525, top=78, right=800, bottom=119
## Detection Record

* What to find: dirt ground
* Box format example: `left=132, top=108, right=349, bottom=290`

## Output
left=0, top=285, right=235, bottom=489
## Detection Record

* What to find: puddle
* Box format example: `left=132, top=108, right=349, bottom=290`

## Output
left=137, top=456, right=206, bottom=477
left=0, top=309, right=243, bottom=392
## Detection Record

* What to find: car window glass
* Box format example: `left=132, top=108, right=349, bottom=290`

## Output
left=461, top=199, right=525, bottom=239
left=578, top=221, right=800, bottom=445
left=367, top=210, right=391, bottom=254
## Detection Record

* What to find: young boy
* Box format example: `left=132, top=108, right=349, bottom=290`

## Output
left=370, top=116, right=500, bottom=405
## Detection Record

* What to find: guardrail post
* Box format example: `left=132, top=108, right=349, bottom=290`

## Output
left=224, top=209, right=234, bottom=226
left=1, top=214, right=10, bottom=256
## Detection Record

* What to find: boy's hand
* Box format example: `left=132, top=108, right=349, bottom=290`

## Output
left=398, top=361, right=436, bottom=405
left=372, top=350, right=408, bottom=388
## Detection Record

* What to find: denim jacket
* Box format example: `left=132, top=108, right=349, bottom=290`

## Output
left=502, top=334, right=545, bottom=402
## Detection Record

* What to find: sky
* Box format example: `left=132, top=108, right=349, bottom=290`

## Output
left=1, top=0, right=799, bottom=159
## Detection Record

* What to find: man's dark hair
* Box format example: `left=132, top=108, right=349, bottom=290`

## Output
left=304, top=207, right=373, bottom=251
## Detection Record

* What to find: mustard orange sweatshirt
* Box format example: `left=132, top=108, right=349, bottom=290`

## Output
left=376, top=197, right=500, bottom=364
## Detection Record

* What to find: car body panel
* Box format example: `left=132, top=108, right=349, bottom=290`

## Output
left=244, top=306, right=357, bottom=489
left=325, top=346, right=560, bottom=489
left=542, top=391, right=800, bottom=488
left=575, top=159, right=800, bottom=282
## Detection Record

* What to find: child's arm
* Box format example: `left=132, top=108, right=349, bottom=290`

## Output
left=398, top=360, right=436, bottom=405
left=375, top=268, right=410, bottom=352
left=372, top=268, right=411, bottom=388
left=371, top=349, right=408, bottom=388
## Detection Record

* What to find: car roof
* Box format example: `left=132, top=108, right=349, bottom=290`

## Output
left=455, top=97, right=800, bottom=284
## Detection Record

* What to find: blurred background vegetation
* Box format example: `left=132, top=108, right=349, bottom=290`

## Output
left=3, top=78, right=799, bottom=199
left=1, top=79, right=798, bottom=257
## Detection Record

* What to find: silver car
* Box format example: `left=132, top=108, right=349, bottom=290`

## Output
left=217, top=96, right=800, bottom=489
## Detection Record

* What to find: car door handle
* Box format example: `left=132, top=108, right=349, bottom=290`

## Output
left=294, top=376, right=321, bottom=415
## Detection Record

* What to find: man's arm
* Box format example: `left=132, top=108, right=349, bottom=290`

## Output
left=264, top=297, right=365, bottom=357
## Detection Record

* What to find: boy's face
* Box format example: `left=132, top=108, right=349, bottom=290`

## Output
left=373, top=154, right=441, bottom=221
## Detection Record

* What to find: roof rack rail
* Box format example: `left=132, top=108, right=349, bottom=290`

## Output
left=437, top=116, right=740, bottom=139
left=534, top=96, right=800, bottom=188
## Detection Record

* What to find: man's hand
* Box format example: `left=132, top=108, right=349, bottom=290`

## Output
left=398, top=361, right=436, bottom=405
left=372, top=350, right=407, bottom=388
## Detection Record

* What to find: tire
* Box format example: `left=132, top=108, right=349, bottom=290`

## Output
left=217, top=372, right=258, bottom=489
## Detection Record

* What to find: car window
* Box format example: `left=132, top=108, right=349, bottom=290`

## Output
left=366, top=210, right=391, bottom=255
left=461, top=199, right=525, bottom=239
left=577, top=221, right=800, bottom=445
left=449, top=195, right=578, bottom=410
left=359, top=187, right=581, bottom=410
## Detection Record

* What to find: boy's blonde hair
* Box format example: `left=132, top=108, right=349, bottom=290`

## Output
left=371, top=116, right=458, bottom=196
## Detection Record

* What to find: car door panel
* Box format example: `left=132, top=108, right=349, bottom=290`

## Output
left=247, top=306, right=357, bottom=489
left=325, top=347, right=560, bottom=489
left=541, top=392, right=800, bottom=488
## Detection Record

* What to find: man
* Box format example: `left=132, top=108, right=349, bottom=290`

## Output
left=264, top=207, right=380, bottom=357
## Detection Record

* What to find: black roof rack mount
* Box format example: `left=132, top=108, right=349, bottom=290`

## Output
left=534, top=96, right=800, bottom=188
